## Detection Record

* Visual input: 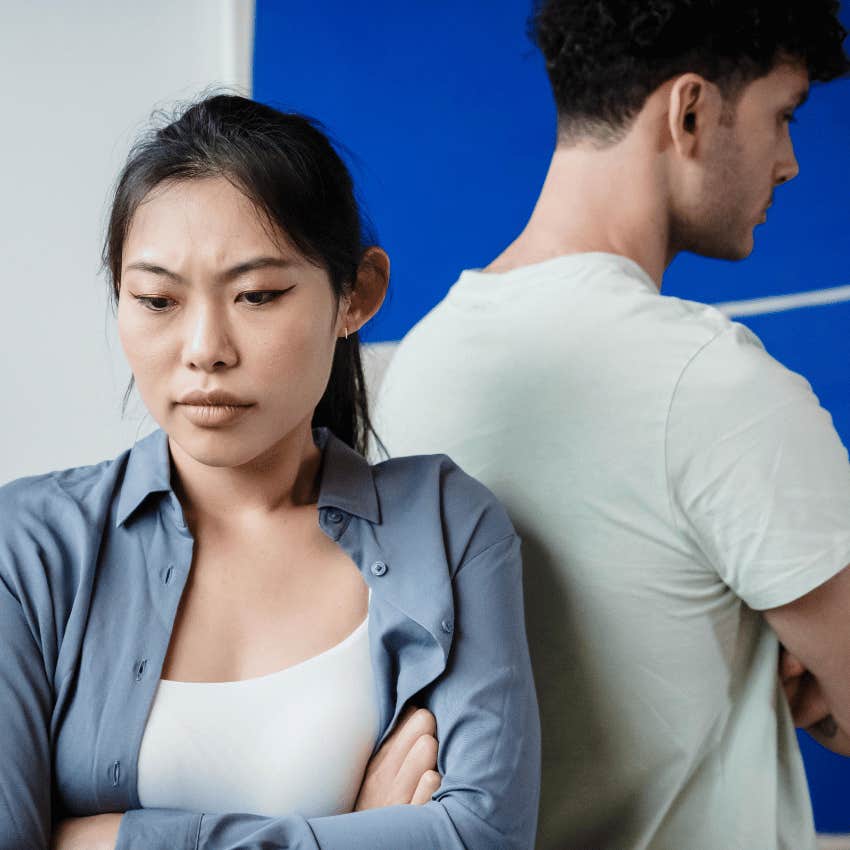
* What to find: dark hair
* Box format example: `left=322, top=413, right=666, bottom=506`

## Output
left=532, top=0, right=850, bottom=144
left=105, top=94, right=379, bottom=455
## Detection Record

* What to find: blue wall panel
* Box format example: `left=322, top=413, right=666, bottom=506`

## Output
left=253, top=0, right=554, bottom=342
left=255, top=0, right=850, bottom=831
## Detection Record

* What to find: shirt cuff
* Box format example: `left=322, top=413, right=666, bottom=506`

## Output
left=116, top=808, right=202, bottom=850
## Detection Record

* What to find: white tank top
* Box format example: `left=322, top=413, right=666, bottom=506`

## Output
left=137, top=617, right=379, bottom=817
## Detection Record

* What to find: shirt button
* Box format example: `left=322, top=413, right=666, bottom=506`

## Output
left=371, top=561, right=388, bottom=577
left=327, top=509, right=344, bottom=524
left=441, top=619, right=453, bottom=634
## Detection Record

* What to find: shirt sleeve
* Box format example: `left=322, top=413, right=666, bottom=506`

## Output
left=117, top=534, right=541, bottom=850
left=0, top=554, right=54, bottom=850
left=666, top=323, right=850, bottom=610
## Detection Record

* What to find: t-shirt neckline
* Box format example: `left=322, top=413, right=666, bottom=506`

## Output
left=457, top=251, right=658, bottom=293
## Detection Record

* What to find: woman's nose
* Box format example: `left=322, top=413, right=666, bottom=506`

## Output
left=182, top=306, right=238, bottom=372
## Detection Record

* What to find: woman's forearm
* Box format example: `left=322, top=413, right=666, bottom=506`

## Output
left=51, top=814, right=123, bottom=850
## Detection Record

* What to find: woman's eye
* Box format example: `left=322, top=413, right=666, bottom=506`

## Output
left=135, top=295, right=174, bottom=311
left=237, top=290, right=287, bottom=306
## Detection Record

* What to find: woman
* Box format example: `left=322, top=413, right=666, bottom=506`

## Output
left=0, top=95, right=540, bottom=850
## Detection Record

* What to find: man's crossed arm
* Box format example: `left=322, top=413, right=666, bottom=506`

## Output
left=770, top=563, right=850, bottom=757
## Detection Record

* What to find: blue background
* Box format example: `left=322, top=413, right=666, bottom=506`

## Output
left=254, top=0, right=850, bottom=831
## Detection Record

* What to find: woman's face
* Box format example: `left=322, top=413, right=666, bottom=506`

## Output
left=117, top=176, right=345, bottom=468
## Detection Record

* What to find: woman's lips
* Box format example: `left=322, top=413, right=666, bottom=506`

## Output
left=177, top=389, right=250, bottom=406
left=176, top=402, right=253, bottom=427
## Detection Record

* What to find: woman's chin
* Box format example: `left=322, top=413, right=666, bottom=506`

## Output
left=166, top=424, right=267, bottom=470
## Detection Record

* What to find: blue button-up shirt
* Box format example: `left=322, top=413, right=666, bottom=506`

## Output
left=0, top=429, right=540, bottom=850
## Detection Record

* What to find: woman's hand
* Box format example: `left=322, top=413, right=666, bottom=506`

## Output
left=355, top=705, right=442, bottom=809
left=51, top=813, right=123, bottom=850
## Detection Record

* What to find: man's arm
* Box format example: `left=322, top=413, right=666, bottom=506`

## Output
left=665, top=325, right=850, bottom=755
left=781, top=647, right=850, bottom=753
left=766, top=564, right=850, bottom=757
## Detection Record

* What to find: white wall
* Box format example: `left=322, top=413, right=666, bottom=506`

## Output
left=0, top=0, right=254, bottom=483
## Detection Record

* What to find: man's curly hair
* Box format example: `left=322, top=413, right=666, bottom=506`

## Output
left=532, top=0, right=849, bottom=145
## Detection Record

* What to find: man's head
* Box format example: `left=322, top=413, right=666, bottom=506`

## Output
left=532, top=0, right=849, bottom=259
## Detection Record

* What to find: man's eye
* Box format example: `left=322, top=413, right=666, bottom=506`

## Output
left=783, top=112, right=798, bottom=124
left=136, top=296, right=173, bottom=311
left=237, top=290, right=288, bottom=306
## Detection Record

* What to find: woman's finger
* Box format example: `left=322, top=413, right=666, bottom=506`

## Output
left=410, top=770, right=442, bottom=805
left=364, top=704, right=417, bottom=777
left=375, top=707, right=437, bottom=781
left=393, top=734, right=439, bottom=805
left=355, top=708, right=438, bottom=811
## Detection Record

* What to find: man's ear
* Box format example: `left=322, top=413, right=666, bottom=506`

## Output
left=340, top=246, right=390, bottom=337
left=667, top=73, right=721, bottom=158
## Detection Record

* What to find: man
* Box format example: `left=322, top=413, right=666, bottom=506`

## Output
left=374, top=2, right=850, bottom=848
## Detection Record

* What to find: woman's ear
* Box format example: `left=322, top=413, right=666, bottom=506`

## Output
left=340, top=247, right=390, bottom=337
left=667, top=73, right=721, bottom=159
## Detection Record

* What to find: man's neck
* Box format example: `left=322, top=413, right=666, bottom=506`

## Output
left=486, top=138, right=674, bottom=289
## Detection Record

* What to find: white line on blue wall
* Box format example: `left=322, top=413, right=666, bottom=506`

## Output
left=714, top=284, right=850, bottom=318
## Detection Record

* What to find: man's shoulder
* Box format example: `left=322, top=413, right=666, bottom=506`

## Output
left=387, top=278, right=763, bottom=389
left=655, top=292, right=743, bottom=333
left=390, top=256, right=753, bottom=355
left=670, top=312, right=807, bottom=403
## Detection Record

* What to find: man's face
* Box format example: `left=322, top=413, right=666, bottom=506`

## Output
left=675, top=62, right=810, bottom=261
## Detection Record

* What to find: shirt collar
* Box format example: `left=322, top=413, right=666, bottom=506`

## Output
left=314, top=428, right=381, bottom=523
left=115, top=427, right=380, bottom=527
left=115, top=428, right=172, bottom=527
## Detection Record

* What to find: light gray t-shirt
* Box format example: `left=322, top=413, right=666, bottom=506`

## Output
left=374, top=252, right=850, bottom=850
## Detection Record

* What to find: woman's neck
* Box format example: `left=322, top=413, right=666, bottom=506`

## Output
left=168, top=421, right=322, bottom=523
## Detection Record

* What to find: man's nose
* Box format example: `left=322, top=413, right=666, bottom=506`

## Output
left=775, top=140, right=800, bottom=186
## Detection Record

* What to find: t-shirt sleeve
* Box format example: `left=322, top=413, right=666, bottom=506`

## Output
left=666, top=322, right=850, bottom=610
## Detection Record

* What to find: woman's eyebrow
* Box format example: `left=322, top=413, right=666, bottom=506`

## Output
left=221, top=256, right=298, bottom=281
left=124, top=260, right=183, bottom=281
left=122, top=257, right=298, bottom=283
